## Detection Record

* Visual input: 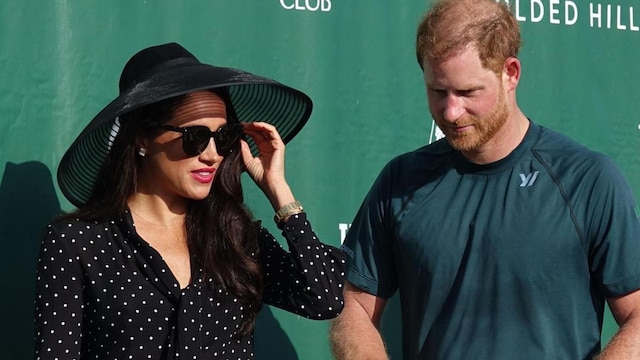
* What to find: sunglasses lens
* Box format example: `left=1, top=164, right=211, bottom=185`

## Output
left=213, top=124, right=243, bottom=155
left=179, top=124, right=242, bottom=157
left=182, top=127, right=212, bottom=156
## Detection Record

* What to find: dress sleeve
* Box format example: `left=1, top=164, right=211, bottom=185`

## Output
left=34, top=223, right=84, bottom=360
left=259, top=212, right=346, bottom=319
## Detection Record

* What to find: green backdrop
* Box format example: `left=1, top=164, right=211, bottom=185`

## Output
left=1, top=1, right=638, bottom=359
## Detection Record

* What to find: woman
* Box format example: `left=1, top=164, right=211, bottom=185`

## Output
left=35, top=43, right=345, bottom=359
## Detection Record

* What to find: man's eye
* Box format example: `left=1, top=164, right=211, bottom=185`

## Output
left=457, top=89, right=476, bottom=97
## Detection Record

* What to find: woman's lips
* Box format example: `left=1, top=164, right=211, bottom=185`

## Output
left=191, top=168, right=215, bottom=183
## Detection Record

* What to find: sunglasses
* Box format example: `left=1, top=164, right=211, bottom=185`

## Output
left=156, top=123, right=244, bottom=157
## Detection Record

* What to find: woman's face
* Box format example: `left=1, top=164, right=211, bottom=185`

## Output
left=137, top=91, right=235, bottom=202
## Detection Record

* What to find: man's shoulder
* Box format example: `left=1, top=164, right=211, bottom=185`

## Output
left=366, top=139, right=454, bottom=194
left=533, top=124, right=607, bottom=161
left=533, top=124, right=620, bottom=179
left=387, top=138, right=453, bottom=170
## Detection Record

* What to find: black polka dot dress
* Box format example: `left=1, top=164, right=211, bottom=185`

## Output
left=34, top=211, right=346, bottom=359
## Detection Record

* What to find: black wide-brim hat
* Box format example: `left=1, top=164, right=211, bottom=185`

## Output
left=57, top=42, right=312, bottom=207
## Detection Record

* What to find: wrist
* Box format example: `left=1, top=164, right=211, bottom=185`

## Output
left=274, top=200, right=304, bottom=224
left=264, top=181, right=294, bottom=210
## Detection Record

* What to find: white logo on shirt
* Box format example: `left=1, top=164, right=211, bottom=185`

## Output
left=519, top=171, right=539, bottom=187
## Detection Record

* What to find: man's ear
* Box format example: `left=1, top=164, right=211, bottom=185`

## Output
left=503, top=57, right=521, bottom=91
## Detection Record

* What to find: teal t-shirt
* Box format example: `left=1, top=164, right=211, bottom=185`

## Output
left=342, top=122, right=640, bottom=360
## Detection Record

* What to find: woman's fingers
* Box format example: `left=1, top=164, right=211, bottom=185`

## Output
left=242, top=122, right=283, bottom=149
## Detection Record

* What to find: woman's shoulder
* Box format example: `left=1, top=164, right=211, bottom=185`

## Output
left=46, top=214, right=122, bottom=239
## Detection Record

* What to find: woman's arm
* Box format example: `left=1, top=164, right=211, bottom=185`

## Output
left=258, top=213, right=345, bottom=319
left=35, top=223, right=84, bottom=359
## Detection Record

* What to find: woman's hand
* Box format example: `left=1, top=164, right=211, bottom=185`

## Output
left=240, top=122, right=295, bottom=209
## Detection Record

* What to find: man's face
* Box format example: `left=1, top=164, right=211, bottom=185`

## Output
left=423, top=47, right=509, bottom=154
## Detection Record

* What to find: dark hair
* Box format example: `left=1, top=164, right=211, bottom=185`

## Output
left=61, top=89, right=263, bottom=334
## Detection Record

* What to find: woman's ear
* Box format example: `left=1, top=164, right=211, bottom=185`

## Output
left=135, top=134, right=149, bottom=157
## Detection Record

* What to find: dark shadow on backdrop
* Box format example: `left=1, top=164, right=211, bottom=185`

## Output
left=255, top=297, right=402, bottom=359
left=254, top=305, right=300, bottom=359
left=0, top=161, right=63, bottom=360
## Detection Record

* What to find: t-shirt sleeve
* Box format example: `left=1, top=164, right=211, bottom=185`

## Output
left=586, top=155, right=640, bottom=298
left=341, top=160, right=399, bottom=299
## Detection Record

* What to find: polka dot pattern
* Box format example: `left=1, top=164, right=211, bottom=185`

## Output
left=35, top=211, right=346, bottom=359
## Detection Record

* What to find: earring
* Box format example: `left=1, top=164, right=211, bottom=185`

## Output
left=138, top=148, right=146, bottom=157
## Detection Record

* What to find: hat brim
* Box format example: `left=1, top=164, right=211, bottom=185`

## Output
left=57, top=63, right=312, bottom=207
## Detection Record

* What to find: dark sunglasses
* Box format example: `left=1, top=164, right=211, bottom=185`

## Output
left=156, top=123, right=244, bottom=157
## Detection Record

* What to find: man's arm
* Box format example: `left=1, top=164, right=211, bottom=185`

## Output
left=595, top=288, right=640, bottom=359
left=329, top=281, right=389, bottom=360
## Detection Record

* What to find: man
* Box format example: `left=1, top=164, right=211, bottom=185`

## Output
left=329, top=0, right=640, bottom=359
